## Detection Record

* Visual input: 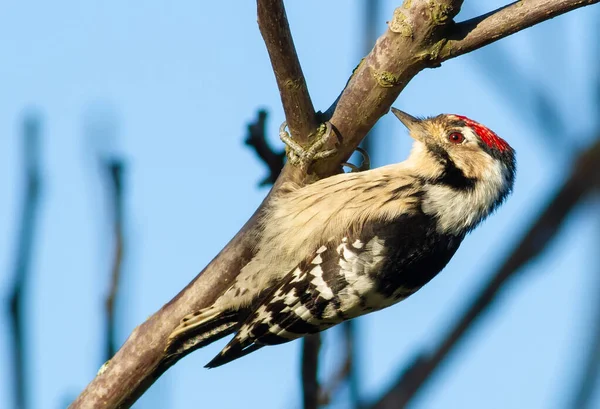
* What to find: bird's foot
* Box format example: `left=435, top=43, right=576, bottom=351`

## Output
left=279, top=121, right=337, bottom=171
left=342, top=147, right=371, bottom=173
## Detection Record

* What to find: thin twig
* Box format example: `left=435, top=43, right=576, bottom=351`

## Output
left=71, top=2, right=600, bottom=407
left=439, top=0, right=600, bottom=62
left=244, top=109, right=285, bottom=186
left=9, top=113, right=42, bottom=409
left=257, top=0, right=318, bottom=143
left=345, top=320, right=360, bottom=408
left=302, top=334, right=321, bottom=409
left=368, top=140, right=600, bottom=409
left=104, top=160, right=125, bottom=360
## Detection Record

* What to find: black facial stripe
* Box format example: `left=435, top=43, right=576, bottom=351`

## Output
left=436, top=163, right=476, bottom=190
left=491, top=144, right=516, bottom=177
left=476, top=140, right=502, bottom=160
left=477, top=140, right=516, bottom=170
left=426, top=144, right=476, bottom=190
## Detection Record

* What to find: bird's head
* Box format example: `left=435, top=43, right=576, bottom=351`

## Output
left=392, top=107, right=516, bottom=233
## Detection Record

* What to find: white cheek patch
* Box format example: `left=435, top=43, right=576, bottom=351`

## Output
left=422, top=156, right=508, bottom=234
left=462, top=127, right=479, bottom=144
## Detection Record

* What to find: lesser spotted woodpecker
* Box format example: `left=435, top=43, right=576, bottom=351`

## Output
left=166, top=108, right=516, bottom=368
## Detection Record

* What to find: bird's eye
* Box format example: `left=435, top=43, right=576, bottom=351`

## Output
left=448, top=132, right=465, bottom=144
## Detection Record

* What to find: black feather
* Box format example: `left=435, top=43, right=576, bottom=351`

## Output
left=166, top=310, right=241, bottom=356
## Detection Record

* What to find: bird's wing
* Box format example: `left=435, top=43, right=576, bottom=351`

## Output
left=205, top=221, right=411, bottom=368
left=205, top=211, right=464, bottom=368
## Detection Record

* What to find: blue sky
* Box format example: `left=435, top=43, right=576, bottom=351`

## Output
left=0, top=1, right=599, bottom=408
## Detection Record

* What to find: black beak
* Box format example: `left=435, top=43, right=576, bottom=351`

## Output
left=391, top=107, right=423, bottom=141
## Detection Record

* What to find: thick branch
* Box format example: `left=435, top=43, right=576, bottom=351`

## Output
left=71, top=1, right=600, bottom=407
left=369, top=140, right=600, bottom=409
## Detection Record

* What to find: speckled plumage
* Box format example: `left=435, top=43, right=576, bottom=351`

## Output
left=166, top=109, right=516, bottom=368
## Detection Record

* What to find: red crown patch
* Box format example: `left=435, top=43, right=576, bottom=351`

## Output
left=453, top=114, right=510, bottom=152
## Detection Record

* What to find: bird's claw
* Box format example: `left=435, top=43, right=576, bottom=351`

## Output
left=279, top=121, right=337, bottom=170
left=342, top=147, right=371, bottom=173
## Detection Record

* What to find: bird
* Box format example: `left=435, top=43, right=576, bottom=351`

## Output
left=165, top=108, right=516, bottom=368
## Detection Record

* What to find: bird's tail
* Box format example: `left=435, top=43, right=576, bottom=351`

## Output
left=165, top=307, right=240, bottom=356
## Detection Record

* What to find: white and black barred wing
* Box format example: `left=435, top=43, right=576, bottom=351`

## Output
left=205, top=235, right=391, bottom=368
left=204, top=212, right=465, bottom=369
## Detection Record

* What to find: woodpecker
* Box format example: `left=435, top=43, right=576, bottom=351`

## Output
left=166, top=108, right=516, bottom=368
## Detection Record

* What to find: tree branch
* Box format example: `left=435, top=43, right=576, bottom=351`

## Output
left=9, top=113, right=42, bottom=409
left=318, top=322, right=357, bottom=407
left=302, top=334, right=321, bottom=409
left=257, top=0, right=318, bottom=144
left=368, top=139, right=600, bottom=409
left=244, top=109, right=285, bottom=186
left=439, top=0, right=599, bottom=62
left=568, top=233, right=600, bottom=409
left=318, top=0, right=599, bottom=176
left=104, top=160, right=125, bottom=360
left=71, top=1, right=600, bottom=407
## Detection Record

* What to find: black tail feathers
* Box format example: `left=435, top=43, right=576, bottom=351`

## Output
left=204, top=336, right=263, bottom=368
left=166, top=306, right=269, bottom=368
left=166, top=308, right=240, bottom=356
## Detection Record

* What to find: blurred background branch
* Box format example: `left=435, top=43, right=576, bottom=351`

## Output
left=568, top=207, right=600, bottom=409
left=103, top=160, right=125, bottom=360
left=244, top=109, right=285, bottom=187
left=302, top=334, right=322, bottom=409
left=318, top=322, right=356, bottom=408
left=8, top=112, right=43, bottom=409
